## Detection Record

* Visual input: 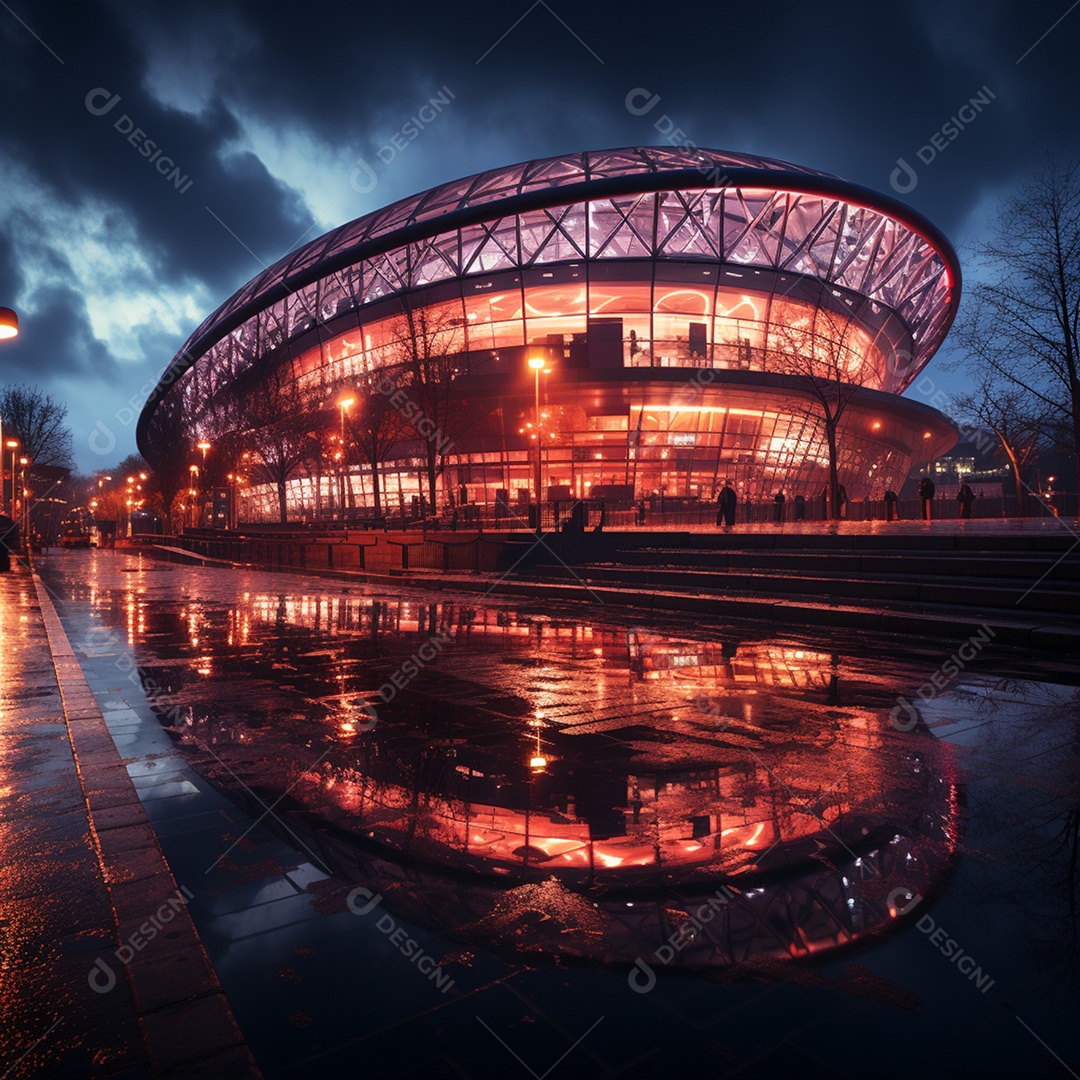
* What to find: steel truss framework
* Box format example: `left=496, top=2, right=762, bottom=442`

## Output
left=140, top=148, right=961, bottom=520
left=141, top=147, right=959, bottom=453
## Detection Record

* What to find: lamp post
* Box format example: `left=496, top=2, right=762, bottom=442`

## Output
left=0, top=308, right=18, bottom=544
left=338, top=395, right=354, bottom=520
left=527, top=357, right=546, bottom=524
left=5, top=439, right=18, bottom=521
left=196, top=438, right=210, bottom=522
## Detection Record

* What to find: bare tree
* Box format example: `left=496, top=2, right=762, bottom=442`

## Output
left=766, top=301, right=871, bottom=518
left=385, top=306, right=466, bottom=510
left=243, top=361, right=317, bottom=524
left=0, top=384, right=75, bottom=470
left=346, top=367, right=410, bottom=520
left=952, top=372, right=1043, bottom=505
left=953, top=158, right=1080, bottom=501
left=142, top=392, right=192, bottom=532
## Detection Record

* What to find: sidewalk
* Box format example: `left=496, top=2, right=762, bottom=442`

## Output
left=0, top=561, right=259, bottom=1078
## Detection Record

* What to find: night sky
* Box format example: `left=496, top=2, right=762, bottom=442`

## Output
left=0, top=0, right=1077, bottom=472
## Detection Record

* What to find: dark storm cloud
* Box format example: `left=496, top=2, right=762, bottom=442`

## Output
left=0, top=0, right=1077, bottom=470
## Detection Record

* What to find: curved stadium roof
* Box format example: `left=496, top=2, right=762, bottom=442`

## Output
left=139, top=147, right=961, bottom=449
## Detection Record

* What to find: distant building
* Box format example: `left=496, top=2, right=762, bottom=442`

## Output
left=138, top=147, right=961, bottom=520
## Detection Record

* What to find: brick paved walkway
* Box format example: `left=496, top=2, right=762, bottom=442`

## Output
left=0, top=562, right=259, bottom=1078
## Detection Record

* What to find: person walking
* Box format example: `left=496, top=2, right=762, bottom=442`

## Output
left=918, top=476, right=936, bottom=521
left=773, top=491, right=785, bottom=523
left=837, top=483, right=848, bottom=518
left=957, top=482, right=975, bottom=520
left=884, top=489, right=899, bottom=521
left=794, top=493, right=806, bottom=521
left=717, top=481, right=737, bottom=529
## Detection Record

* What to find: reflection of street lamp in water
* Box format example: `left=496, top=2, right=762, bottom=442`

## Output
left=527, top=357, right=549, bottom=520
left=18, top=456, right=29, bottom=541
left=338, top=396, right=354, bottom=519
left=188, top=465, right=199, bottom=529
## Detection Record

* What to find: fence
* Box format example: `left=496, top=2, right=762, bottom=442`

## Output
left=219, top=486, right=1079, bottom=533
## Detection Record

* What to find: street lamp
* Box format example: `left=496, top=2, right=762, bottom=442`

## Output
left=5, top=438, right=18, bottom=521
left=338, top=395, right=354, bottom=519
left=0, top=307, right=18, bottom=340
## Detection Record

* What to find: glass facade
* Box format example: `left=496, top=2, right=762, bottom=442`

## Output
left=140, top=148, right=960, bottom=522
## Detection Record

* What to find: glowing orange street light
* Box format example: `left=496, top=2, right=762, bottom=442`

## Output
left=4, top=438, right=18, bottom=520
left=337, top=395, right=355, bottom=518
left=0, top=307, right=18, bottom=339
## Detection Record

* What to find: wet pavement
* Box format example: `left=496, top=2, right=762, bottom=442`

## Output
left=24, top=548, right=1080, bottom=1078
left=0, top=563, right=256, bottom=1079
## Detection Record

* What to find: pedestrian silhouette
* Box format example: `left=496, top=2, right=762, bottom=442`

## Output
left=918, top=476, right=936, bottom=520
left=717, top=481, right=737, bottom=528
left=884, top=489, right=899, bottom=521
left=957, top=482, right=975, bottom=520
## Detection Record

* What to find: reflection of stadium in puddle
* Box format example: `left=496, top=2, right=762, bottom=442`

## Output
left=138, top=595, right=958, bottom=972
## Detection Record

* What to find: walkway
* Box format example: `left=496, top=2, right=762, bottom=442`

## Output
left=0, top=561, right=258, bottom=1078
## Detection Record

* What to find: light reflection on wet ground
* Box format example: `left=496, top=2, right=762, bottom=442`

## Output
left=36, top=549, right=1080, bottom=1077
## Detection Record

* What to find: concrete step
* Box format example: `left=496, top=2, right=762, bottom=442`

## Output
left=610, top=547, right=1080, bottom=583
left=526, top=562, right=1080, bottom=617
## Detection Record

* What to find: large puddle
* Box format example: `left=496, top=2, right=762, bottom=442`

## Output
left=47, top=552, right=972, bottom=975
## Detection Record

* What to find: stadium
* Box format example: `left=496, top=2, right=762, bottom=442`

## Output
left=137, top=147, right=961, bottom=523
